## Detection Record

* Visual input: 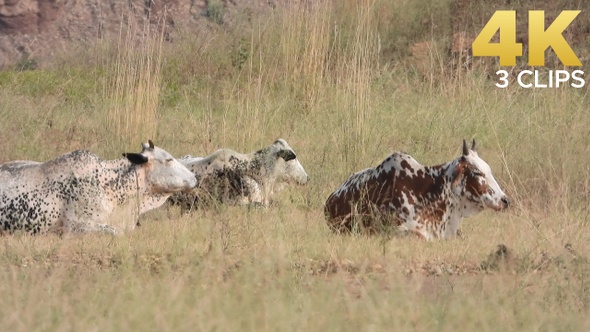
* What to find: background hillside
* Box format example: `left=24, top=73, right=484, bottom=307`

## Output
left=1, top=0, right=588, bottom=70
left=0, top=0, right=590, bottom=330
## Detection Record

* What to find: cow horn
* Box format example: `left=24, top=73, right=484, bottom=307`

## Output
left=148, top=140, right=155, bottom=149
left=471, top=139, right=477, bottom=152
left=462, top=139, right=469, bottom=156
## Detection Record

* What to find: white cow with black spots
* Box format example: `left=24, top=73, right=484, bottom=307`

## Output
left=0, top=140, right=197, bottom=235
left=170, top=139, right=309, bottom=212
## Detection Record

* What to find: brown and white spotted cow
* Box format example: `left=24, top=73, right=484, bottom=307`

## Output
left=324, top=140, right=509, bottom=240
left=0, top=140, right=197, bottom=235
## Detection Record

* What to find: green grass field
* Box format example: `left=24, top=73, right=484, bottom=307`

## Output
left=1, top=0, right=590, bottom=330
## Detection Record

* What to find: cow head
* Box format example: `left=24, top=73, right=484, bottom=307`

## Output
left=123, top=140, right=198, bottom=193
left=270, top=139, right=309, bottom=186
left=451, top=139, right=510, bottom=214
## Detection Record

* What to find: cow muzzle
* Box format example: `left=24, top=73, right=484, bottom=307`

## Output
left=298, top=175, right=310, bottom=185
left=185, top=176, right=198, bottom=190
left=500, top=196, right=510, bottom=210
left=488, top=195, right=510, bottom=211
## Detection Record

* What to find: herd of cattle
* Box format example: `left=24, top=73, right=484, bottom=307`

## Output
left=0, top=139, right=509, bottom=240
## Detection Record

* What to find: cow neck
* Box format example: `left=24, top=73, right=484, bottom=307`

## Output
left=439, top=157, right=460, bottom=181
left=438, top=157, right=475, bottom=216
left=100, top=158, right=148, bottom=204
left=245, top=153, right=263, bottom=174
left=423, top=157, right=461, bottom=197
left=123, top=162, right=172, bottom=214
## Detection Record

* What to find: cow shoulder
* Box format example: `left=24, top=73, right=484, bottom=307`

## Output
left=339, top=152, right=421, bottom=187
left=186, top=149, right=249, bottom=175
left=380, top=152, right=423, bottom=175
left=41, top=150, right=101, bottom=175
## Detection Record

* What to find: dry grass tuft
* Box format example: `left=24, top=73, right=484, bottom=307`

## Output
left=103, top=12, right=166, bottom=150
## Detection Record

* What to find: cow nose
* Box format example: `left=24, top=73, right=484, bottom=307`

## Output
left=299, top=175, right=310, bottom=185
left=501, top=196, right=510, bottom=208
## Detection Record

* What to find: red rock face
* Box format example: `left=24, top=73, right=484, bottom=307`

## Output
left=0, top=0, right=284, bottom=67
left=0, top=1, right=583, bottom=69
left=37, top=0, right=62, bottom=31
left=0, top=0, right=40, bottom=34
left=0, top=0, right=61, bottom=34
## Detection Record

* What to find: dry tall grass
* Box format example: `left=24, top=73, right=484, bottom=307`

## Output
left=103, top=12, right=165, bottom=150
left=0, top=0, right=589, bottom=330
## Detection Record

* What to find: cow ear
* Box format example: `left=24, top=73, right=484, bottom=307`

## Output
left=123, top=153, right=149, bottom=165
left=277, top=149, right=296, bottom=162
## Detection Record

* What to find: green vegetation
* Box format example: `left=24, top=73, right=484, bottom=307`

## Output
left=0, top=0, right=589, bottom=330
left=206, top=0, right=225, bottom=25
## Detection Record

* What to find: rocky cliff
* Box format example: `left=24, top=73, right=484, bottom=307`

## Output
left=0, top=0, right=276, bottom=68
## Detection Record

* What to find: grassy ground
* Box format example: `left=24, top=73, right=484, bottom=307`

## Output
left=1, top=0, right=590, bottom=330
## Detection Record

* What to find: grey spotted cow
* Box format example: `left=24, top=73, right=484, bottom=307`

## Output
left=171, top=139, right=309, bottom=212
left=0, top=140, right=197, bottom=235
left=324, top=140, right=510, bottom=240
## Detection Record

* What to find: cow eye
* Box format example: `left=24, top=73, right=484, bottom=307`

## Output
left=165, top=158, right=174, bottom=162
left=471, top=170, right=483, bottom=177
